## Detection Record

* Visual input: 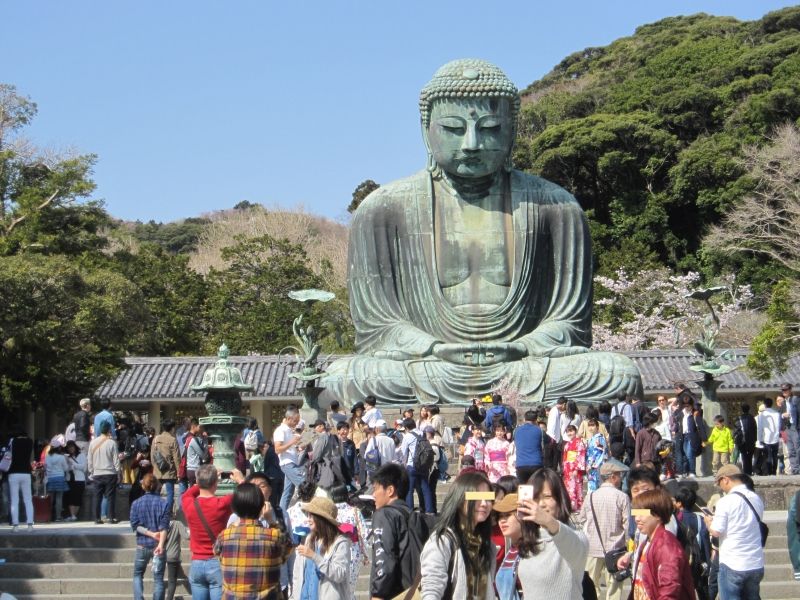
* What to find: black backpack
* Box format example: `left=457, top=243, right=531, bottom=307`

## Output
left=390, top=505, right=437, bottom=590
left=608, top=414, right=626, bottom=443
left=413, top=433, right=435, bottom=474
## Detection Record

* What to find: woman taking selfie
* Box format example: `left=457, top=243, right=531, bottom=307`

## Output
left=420, top=470, right=495, bottom=599
left=630, top=488, right=695, bottom=600
left=515, top=468, right=588, bottom=599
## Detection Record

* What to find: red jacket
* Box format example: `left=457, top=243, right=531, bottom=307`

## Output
left=633, top=525, right=696, bottom=600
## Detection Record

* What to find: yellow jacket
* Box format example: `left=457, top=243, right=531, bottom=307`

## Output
left=707, top=426, right=734, bottom=453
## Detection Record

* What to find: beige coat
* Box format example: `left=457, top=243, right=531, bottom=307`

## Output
left=151, top=431, right=181, bottom=480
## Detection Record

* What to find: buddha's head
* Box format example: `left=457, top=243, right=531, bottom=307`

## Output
left=420, top=59, right=520, bottom=179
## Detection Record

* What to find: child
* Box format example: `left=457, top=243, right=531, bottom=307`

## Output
left=561, top=424, right=586, bottom=510
left=484, top=424, right=512, bottom=483
left=704, top=415, right=734, bottom=475
left=463, top=425, right=486, bottom=472
left=584, top=418, right=607, bottom=493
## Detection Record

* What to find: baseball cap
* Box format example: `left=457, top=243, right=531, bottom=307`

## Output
left=600, top=458, right=630, bottom=476
left=493, top=493, right=517, bottom=513
left=714, top=464, right=742, bottom=482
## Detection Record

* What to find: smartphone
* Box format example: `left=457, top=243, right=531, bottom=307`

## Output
left=219, top=471, right=232, bottom=481
left=700, top=507, right=713, bottom=516
left=518, top=485, right=534, bottom=503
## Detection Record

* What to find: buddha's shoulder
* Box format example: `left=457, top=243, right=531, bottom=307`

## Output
left=511, top=170, right=580, bottom=207
left=353, top=171, right=429, bottom=214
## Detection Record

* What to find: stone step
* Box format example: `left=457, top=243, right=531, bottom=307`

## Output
left=0, top=578, right=189, bottom=596
left=0, top=546, right=189, bottom=564
left=0, top=562, right=190, bottom=580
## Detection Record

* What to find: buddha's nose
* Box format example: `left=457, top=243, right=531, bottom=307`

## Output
left=462, top=124, right=480, bottom=152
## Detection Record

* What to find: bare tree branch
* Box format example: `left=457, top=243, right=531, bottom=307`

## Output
left=2, top=188, right=60, bottom=236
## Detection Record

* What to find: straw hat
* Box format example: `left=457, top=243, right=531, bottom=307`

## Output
left=301, top=496, right=339, bottom=528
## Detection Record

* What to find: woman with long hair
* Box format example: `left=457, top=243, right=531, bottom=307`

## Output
left=296, top=495, right=352, bottom=600
left=420, top=470, right=495, bottom=599
left=515, top=468, right=588, bottom=599
left=7, top=425, right=35, bottom=531
left=64, top=441, right=87, bottom=521
left=630, top=488, right=695, bottom=599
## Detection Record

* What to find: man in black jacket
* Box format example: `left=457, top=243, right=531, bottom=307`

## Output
left=369, top=463, right=410, bottom=600
left=733, top=403, right=758, bottom=475
left=72, top=398, right=92, bottom=454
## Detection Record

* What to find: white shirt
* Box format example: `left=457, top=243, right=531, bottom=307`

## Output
left=369, top=433, right=396, bottom=467
left=362, top=407, right=383, bottom=428
left=757, top=408, right=781, bottom=445
left=546, top=406, right=565, bottom=442
left=273, top=423, right=299, bottom=467
left=711, top=484, right=765, bottom=571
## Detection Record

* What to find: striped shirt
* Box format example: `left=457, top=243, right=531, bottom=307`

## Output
left=213, top=519, right=291, bottom=599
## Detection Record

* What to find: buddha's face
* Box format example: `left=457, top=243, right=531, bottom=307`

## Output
left=427, top=97, right=513, bottom=178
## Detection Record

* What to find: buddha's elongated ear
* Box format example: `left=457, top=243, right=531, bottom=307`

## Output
left=421, top=120, right=436, bottom=173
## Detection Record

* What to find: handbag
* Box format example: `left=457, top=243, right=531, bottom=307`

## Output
left=733, top=491, right=769, bottom=547
left=589, top=493, right=631, bottom=580
left=0, top=439, right=12, bottom=473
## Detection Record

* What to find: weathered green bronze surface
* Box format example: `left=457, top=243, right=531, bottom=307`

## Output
left=192, top=344, right=250, bottom=492
left=322, top=59, right=642, bottom=405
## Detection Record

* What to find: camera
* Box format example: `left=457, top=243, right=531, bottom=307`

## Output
left=219, top=471, right=232, bottom=481
left=613, top=568, right=631, bottom=582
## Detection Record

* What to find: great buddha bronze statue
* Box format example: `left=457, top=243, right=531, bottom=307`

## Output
left=322, top=59, right=642, bottom=405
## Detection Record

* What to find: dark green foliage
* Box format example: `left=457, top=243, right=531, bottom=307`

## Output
left=0, top=254, right=147, bottom=412
left=204, top=234, right=324, bottom=354
left=347, top=179, right=380, bottom=213
left=127, top=217, right=211, bottom=255
left=517, top=6, right=800, bottom=277
left=747, top=279, right=799, bottom=379
left=110, top=244, right=209, bottom=355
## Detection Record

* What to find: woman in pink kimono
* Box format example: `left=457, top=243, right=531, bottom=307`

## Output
left=561, top=424, right=586, bottom=511
left=485, top=424, right=512, bottom=483
left=463, top=425, right=487, bottom=472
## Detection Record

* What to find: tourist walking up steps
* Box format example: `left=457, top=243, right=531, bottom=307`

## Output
left=7, top=425, right=34, bottom=531
left=88, top=420, right=120, bottom=524
left=151, top=419, right=181, bottom=515
left=130, top=473, right=170, bottom=600
left=44, top=435, right=71, bottom=522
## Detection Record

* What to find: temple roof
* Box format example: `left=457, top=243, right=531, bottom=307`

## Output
left=95, top=349, right=799, bottom=402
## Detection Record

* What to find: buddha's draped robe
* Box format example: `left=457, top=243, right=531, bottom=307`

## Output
left=321, top=170, right=642, bottom=404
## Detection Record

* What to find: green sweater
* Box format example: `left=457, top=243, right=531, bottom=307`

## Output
left=707, top=426, right=734, bottom=453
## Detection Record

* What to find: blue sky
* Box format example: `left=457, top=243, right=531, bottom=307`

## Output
left=2, top=1, right=795, bottom=223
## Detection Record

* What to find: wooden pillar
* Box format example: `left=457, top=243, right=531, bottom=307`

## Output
left=264, top=401, right=274, bottom=438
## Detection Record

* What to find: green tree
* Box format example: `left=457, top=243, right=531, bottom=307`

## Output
left=204, top=234, right=323, bottom=353
left=746, top=279, right=799, bottom=379
left=110, top=244, right=209, bottom=355
left=0, top=254, right=147, bottom=412
left=347, top=179, right=379, bottom=213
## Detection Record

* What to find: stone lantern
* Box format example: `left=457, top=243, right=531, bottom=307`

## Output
left=191, top=343, right=252, bottom=492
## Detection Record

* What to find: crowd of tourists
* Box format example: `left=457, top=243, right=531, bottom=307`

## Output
left=1, top=386, right=800, bottom=599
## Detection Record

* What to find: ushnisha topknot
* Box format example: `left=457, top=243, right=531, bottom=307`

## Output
left=419, top=58, right=520, bottom=128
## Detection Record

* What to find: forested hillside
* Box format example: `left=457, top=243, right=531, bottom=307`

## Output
left=514, top=6, right=800, bottom=293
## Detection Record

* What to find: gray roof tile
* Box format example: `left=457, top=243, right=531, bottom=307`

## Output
left=96, top=350, right=799, bottom=401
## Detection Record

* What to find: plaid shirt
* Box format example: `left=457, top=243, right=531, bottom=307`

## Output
left=213, top=519, right=291, bottom=599
left=130, top=492, right=170, bottom=548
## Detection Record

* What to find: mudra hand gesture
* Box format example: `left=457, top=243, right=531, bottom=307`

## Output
left=432, top=342, right=527, bottom=366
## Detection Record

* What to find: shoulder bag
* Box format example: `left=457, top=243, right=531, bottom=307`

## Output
left=733, top=491, right=769, bottom=547
left=589, top=493, right=630, bottom=580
